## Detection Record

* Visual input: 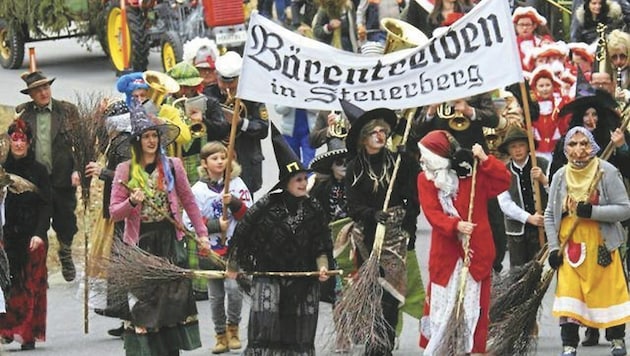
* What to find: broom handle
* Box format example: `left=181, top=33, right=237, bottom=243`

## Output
left=372, top=113, right=414, bottom=257
left=221, top=93, right=241, bottom=246
left=191, top=269, right=344, bottom=279
left=463, top=159, right=478, bottom=268
left=117, top=179, right=226, bottom=266
left=557, top=168, right=604, bottom=256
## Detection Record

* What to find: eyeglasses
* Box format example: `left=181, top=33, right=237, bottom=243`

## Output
left=611, top=54, right=628, bottom=61
left=369, top=129, right=388, bottom=136
left=333, top=158, right=346, bottom=166
left=516, top=23, right=534, bottom=28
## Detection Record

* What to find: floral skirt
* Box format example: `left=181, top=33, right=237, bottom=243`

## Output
left=0, top=243, right=47, bottom=344
left=245, top=277, right=320, bottom=356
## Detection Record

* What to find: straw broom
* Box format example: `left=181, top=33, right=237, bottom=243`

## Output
left=68, top=91, right=107, bottom=334
left=333, top=114, right=416, bottom=352
left=432, top=158, right=478, bottom=355
left=104, top=239, right=342, bottom=301
left=487, top=268, right=554, bottom=355
left=115, top=179, right=253, bottom=293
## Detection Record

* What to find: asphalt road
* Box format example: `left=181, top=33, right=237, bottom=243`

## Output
left=0, top=38, right=624, bottom=355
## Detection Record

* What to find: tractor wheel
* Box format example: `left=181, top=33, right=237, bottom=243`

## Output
left=161, top=31, right=183, bottom=72
left=94, top=4, right=110, bottom=56
left=0, top=19, right=25, bottom=69
left=106, top=5, right=150, bottom=72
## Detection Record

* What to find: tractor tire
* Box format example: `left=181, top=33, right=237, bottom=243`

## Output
left=0, top=19, right=25, bottom=69
left=94, top=5, right=110, bottom=56
left=161, top=31, right=183, bottom=72
left=106, top=5, right=150, bottom=72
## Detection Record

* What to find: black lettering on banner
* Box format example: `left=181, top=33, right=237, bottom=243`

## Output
left=271, top=78, right=297, bottom=97
left=418, top=72, right=433, bottom=94
left=247, top=24, right=283, bottom=71
left=436, top=73, right=450, bottom=90
left=388, top=59, right=407, bottom=76
left=304, top=60, right=321, bottom=84
left=282, top=46, right=301, bottom=80
left=307, top=86, right=337, bottom=103
left=451, top=70, right=468, bottom=87
left=409, top=50, right=429, bottom=69
left=467, top=65, right=484, bottom=88
left=460, top=23, right=480, bottom=53
left=390, top=86, right=402, bottom=99
left=403, top=83, right=419, bottom=98
left=440, top=31, right=461, bottom=59
left=323, top=66, right=343, bottom=85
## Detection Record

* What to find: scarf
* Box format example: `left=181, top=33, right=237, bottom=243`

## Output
left=566, top=157, right=599, bottom=202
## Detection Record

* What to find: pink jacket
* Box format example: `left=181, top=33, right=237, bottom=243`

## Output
left=109, top=158, right=208, bottom=245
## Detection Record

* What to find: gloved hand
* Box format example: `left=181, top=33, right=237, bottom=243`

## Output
left=576, top=202, right=593, bottom=218
left=227, top=194, right=243, bottom=213
left=548, top=250, right=563, bottom=269
left=374, top=210, right=391, bottom=224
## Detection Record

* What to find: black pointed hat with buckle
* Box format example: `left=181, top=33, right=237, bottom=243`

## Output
left=560, top=67, right=619, bottom=124
left=271, top=121, right=310, bottom=191
left=341, top=100, right=397, bottom=157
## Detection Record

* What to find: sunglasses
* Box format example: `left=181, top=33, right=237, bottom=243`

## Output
left=333, top=158, right=347, bottom=166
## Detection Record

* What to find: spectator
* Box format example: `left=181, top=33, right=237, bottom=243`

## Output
left=570, top=0, right=624, bottom=44
left=274, top=105, right=317, bottom=167
left=313, top=0, right=359, bottom=52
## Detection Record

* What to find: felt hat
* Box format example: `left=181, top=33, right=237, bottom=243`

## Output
left=512, top=6, right=547, bottom=26
left=115, top=103, right=180, bottom=156
left=497, top=126, right=530, bottom=154
left=20, top=71, right=55, bottom=94
left=167, top=61, right=203, bottom=87
left=215, top=51, right=242, bottom=82
left=341, top=100, right=397, bottom=157
left=270, top=122, right=310, bottom=190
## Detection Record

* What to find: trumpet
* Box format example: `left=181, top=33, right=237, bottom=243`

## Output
left=172, top=96, right=207, bottom=139
left=221, top=89, right=248, bottom=122
left=437, top=103, right=470, bottom=131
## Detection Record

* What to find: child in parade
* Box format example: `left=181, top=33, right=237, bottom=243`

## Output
left=182, top=141, right=252, bottom=354
left=227, top=123, right=331, bottom=355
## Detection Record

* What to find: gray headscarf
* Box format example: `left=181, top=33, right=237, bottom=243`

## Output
left=563, top=126, right=600, bottom=159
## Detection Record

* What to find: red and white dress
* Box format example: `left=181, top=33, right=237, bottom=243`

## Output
left=533, top=92, right=571, bottom=162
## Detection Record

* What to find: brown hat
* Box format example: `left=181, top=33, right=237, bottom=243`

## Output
left=20, top=71, right=55, bottom=94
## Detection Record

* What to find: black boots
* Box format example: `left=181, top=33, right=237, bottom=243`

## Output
left=58, top=244, right=76, bottom=282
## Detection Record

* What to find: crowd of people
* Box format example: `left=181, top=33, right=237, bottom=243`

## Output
left=0, top=0, right=629, bottom=355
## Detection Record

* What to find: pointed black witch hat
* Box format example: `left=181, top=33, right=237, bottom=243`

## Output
left=340, top=100, right=397, bottom=157
left=560, top=67, right=619, bottom=124
left=270, top=121, right=310, bottom=191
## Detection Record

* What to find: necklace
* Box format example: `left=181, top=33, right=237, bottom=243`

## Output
left=284, top=201, right=305, bottom=234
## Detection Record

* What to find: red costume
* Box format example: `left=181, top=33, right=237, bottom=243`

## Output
left=418, top=155, right=510, bottom=353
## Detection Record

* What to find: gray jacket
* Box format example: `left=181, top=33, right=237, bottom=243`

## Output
left=545, top=159, right=630, bottom=252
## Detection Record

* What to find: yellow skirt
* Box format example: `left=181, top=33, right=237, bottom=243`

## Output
left=552, top=216, right=630, bottom=328
left=86, top=210, right=115, bottom=278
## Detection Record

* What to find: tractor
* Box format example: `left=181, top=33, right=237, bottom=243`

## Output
left=105, top=0, right=247, bottom=73
left=0, top=0, right=247, bottom=73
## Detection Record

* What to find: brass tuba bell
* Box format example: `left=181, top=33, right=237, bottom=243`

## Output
left=143, top=70, right=181, bottom=106
left=172, top=96, right=207, bottom=139
left=381, top=18, right=429, bottom=53
left=437, top=103, right=470, bottom=131
left=329, top=111, right=347, bottom=139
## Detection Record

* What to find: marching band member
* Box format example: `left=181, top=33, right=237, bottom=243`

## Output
left=207, top=51, right=269, bottom=196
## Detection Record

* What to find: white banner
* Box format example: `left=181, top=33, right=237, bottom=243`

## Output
left=237, top=0, right=523, bottom=111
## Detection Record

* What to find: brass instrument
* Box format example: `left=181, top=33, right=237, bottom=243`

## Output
left=143, top=70, right=180, bottom=106
left=172, top=96, right=207, bottom=139
left=329, top=111, right=348, bottom=138
left=381, top=18, right=428, bottom=150
left=381, top=18, right=429, bottom=53
left=221, top=88, right=248, bottom=122
left=437, top=102, right=470, bottom=131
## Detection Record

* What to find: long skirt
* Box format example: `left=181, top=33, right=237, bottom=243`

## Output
left=245, top=276, right=320, bottom=356
left=123, top=221, right=201, bottom=356
left=0, top=243, right=47, bottom=345
left=553, top=217, right=630, bottom=328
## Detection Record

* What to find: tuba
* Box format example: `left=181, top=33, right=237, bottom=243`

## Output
left=172, top=96, right=207, bottom=139
left=381, top=18, right=429, bottom=53
left=143, top=70, right=180, bottom=106
left=437, top=102, right=470, bottom=131
left=329, top=111, right=348, bottom=138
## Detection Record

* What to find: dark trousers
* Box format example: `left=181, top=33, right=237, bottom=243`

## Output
left=488, top=198, right=507, bottom=272
left=51, top=186, right=78, bottom=246
left=562, top=323, right=625, bottom=347
left=507, top=228, right=541, bottom=268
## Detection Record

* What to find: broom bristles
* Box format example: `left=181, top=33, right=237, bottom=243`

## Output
left=433, top=305, right=471, bottom=355
left=333, top=255, right=392, bottom=353
left=489, top=260, right=543, bottom=322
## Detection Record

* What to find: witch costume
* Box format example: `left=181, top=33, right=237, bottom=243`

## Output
left=227, top=123, right=332, bottom=355
left=109, top=105, right=208, bottom=356
left=0, top=120, right=52, bottom=350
